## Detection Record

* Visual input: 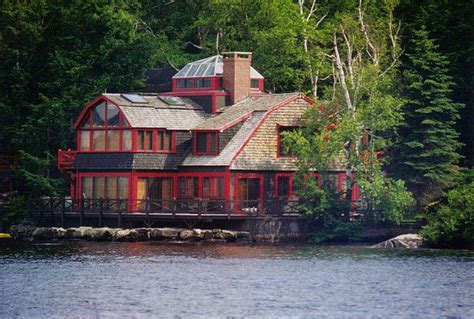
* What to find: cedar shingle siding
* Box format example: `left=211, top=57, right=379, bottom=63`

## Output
left=231, top=97, right=310, bottom=171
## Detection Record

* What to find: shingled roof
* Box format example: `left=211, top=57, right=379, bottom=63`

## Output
left=103, top=93, right=209, bottom=130
left=181, top=112, right=266, bottom=166
left=192, top=93, right=300, bottom=131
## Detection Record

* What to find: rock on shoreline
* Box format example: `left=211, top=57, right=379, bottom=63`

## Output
left=9, top=225, right=252, bottom=243
left=371, top=233, right=426, bottom=249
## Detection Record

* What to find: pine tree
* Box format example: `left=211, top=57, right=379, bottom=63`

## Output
left=396, top=27, right=463, bottom=206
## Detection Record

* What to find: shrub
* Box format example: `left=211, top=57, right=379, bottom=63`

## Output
left=420, top=181, right=474, bottom=249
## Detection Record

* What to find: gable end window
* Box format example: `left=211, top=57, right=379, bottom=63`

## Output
left=78, top=100, right=131, bottom=152
left=194, top=132, right=218, bottom=155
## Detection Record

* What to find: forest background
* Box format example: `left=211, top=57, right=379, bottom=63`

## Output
left=0, top=0, right=472, bottom=246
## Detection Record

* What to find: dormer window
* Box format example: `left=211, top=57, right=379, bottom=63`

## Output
left=194, top=132, right=218, bottom=155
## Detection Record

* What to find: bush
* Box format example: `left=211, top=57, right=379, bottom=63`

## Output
left=0, top=195, right=27, bottom=225
left=420, top=181, right=474, bottom=249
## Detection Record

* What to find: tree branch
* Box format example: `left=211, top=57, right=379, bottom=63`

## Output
left=333, top=33, right=353, bottom=112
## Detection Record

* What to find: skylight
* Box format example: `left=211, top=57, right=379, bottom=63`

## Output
left=159, top=96, right=185, bottom=106
left=121, top=94, right=147, bottom=104
left=172, top=55, right=264, bottom=79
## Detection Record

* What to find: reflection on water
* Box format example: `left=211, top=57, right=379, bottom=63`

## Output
left=1, top=241, right=473, bottom=318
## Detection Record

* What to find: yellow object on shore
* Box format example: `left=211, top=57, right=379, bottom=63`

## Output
left=0, top=233, right=12, bottom=239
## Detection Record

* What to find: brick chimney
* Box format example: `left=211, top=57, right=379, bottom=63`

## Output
left=222, top=52, right=252, bottom=104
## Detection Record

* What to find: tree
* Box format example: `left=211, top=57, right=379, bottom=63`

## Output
left=283, top=0, right=413, bottom=226
left=420, top=171, right=474, bottom=249
left=0, top=0, right=160, bottom=196
left=394, top=27, right=463, bottom=208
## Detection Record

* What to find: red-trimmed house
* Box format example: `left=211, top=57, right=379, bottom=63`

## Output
left=58, top=52, right=358, bottom=215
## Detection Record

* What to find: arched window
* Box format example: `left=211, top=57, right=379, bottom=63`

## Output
left=78, top=100, right=131, bottom=151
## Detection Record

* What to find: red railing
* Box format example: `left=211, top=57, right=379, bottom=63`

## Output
left=57, top=149, right=76, bottom=172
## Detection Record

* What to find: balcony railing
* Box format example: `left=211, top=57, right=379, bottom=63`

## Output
left=27, top=197, right=304, bottom=220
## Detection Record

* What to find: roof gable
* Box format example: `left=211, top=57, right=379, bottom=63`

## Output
left=75, top=94, right=210, bottom=130
left=192, top=93, right=312, bottom=131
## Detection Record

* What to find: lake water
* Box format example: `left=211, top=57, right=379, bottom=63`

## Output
left=0, top=241, right=472, bottom=318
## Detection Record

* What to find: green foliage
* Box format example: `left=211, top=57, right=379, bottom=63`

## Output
left=1, top=195, right=27, bottom=224
left=311, top=220, right=364, bottom=244
left=357, top=172, right=413, bottom=225
left=14, top=151, right=64, bottom=197
left=394, top=27, right=463, bottom=207
left=420, top=178, right=474, bottom=249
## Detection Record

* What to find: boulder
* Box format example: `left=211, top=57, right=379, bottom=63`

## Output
left=51, top=227, right=67, bottom=239
left=215, top=230, right=237, bottom=241
left=89, top=227, right=114, bottom=241
left=149, top=228, right=181, bottom=240
left=179, top=230, right=194, bottom=240
left=372, top=233, right=425, bottom=249
left=192, top=229, right=205, bottom=239
left=114, top=229, right=138, bottom=241
left=235, top=231, right=251, bottom=239
left=10, top=225, right=35, bottom=240
left=135, top=228, right=151, bottom=241
left=32, top=227, right=55, bottom=240
left=72, top=226, right=94, bottom=239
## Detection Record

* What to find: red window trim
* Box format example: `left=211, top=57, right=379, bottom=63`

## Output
left=77, top=172, right=131, bottom=200
left=234, top=173, right=264, bottom=213
left=193, top=131, right=219, bottom=155
left=137, top=129, right=154, bottom=152
left=78, top=129, right=176, bottom=154
left=275, top=173, right=293, bottom=198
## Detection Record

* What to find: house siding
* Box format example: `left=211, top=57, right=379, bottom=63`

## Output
left=231, top=97, right=311, bottom=171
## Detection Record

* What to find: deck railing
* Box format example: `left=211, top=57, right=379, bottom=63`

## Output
left=27, top=197, right=304, bottom=219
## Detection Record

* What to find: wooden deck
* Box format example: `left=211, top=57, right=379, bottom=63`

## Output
left=27, top=197, right=303, bottom=227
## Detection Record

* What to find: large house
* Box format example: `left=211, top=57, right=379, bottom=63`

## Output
left=58, top=52, right=359, bottom=216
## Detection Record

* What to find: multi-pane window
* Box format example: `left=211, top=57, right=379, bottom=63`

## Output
left=137, top=177, right=174, bottom=210
left=137, top=130, right=175, bottom=152
left=138, top=131, right=153, bottom=151
left=176, top=78, right=211, bottom=89
left=78, top=101, right=131, bottom=151
left=81, top=176, right=129, bottom=199
left=202, top=177, right=224, bottom=199
left=194, top=132, right=218, bottom=155
left=157, top=131, right=173, bottom=151
left=276, top=175, right=290, bottom=198
left=195, top=78, right=211, bottom=88
left=178, top=177, right=199, bottom=199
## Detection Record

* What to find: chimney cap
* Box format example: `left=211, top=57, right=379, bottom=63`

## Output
left=222, top=51, right=252, bottom=58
